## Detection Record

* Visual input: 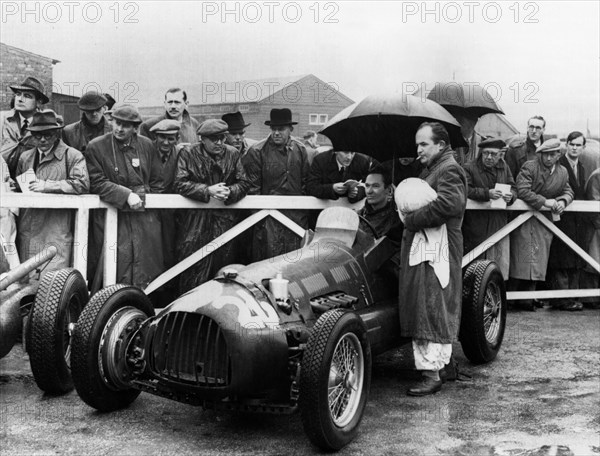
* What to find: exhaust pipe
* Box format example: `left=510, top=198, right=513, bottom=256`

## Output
left=0, top=246, right=57, bottom=291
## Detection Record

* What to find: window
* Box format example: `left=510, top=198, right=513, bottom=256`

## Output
left=238, top=104, right=250, bottom=112
left=309, top=113, right=328, bottom=125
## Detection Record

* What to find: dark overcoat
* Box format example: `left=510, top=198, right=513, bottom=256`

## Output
left=62, top=116, right=111, bottom=152
left=242, top=135, right=310, bottom=260
left=548, top=155, right=588, bottom=270
left=175, top=143, right=250, bottom=292
left=462, top=155, right=517, bottom=279
left=398, top=148, right=467, bottom=344
left=306, top=150, right=377, bottom=202
left=85, top=133, right=165, bottom=288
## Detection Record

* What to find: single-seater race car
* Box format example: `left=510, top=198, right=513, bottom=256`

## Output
left=70, top=207, right=506, bottom=450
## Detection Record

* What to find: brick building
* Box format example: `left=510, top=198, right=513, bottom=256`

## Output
left=0, top=42, right=58, bottom=110
left=139, top=74, right=354, bottom=144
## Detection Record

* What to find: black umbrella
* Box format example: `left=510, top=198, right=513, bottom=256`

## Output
left=319, top=94, right=467, bottom=161
left=416, top=82, right=504, bottom=140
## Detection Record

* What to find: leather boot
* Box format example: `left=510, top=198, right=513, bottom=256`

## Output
left=407, top=376, right=442, bottom=396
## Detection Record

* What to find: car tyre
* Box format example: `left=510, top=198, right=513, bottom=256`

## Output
left=28, top=268, right=89, bottom=394
left=71, top=284, right=154, bottom=412
left=299, top=309, right=371, bottom=450
left=460, top=260, right=507, bottom=364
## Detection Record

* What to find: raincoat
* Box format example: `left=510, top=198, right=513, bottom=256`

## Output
left=398, top=148, right=467, bottom=344
left=242, top=135, right=309, bottom=260
left=462, top=155, right=517, bottom=280
left=16, top=140, right=89, bottom=279
left=510, top=157, right=574, bottom=280
left=175, top=143, right=250, bottom=293
left=85, top=133, right=165, bottom=288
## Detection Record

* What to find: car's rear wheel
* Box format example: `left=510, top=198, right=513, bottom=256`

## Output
left=299, top=310, right=371, bottom=450
left=71, top=285, right=154, bottom=412
left=460, top=260, right=506, bottom=364
left=28, top=268, right=89, bottom=394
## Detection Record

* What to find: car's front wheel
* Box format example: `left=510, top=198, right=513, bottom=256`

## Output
left=71, top=285, right=154, bottom=412
left=460, top=260, right=507, bottom=364
left=299, top=310, right=371, bottom=451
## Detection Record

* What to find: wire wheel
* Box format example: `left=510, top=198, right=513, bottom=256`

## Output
left=328, top=332, right=365, bottom=427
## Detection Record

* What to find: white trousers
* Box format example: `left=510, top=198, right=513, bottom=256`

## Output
left=412, top=339, right=452, bottom=371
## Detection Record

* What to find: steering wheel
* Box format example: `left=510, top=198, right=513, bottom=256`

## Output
left=358, top=215, right=380, bottom=239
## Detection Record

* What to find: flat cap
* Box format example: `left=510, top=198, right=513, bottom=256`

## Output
left=536, top=138, right=561, bottom=153
left=150, top=119, right=181, bottom=135
left=478, top=137, right=506, bottom=149
left=78, top=91, right=107, bottom=111
left=197, top=119, right=228, bottom=136
left=110, top=104, right=143, bottom=124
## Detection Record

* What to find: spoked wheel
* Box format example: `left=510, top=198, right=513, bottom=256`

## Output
left=28, top=268, right=89, bottom=394
left=71, top=285, right=154, bottom=412
left=300, top=310, right=371, bottom=451
left=460, top=260, right=507, bottom=364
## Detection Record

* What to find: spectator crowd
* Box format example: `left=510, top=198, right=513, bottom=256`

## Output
left=1, top=76, right=598, bottom=314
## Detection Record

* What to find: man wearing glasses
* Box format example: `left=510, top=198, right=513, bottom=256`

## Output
left=15, top=110, right=89, bottom=279
left=1, top=77, right=49, bottom=178
left=462, top=137, right=517, bottom=281
left=175, top=119, right=250, bottom=293
left=505, top=115, right=546, bottom=179
left=63, top=91, right=111, bottom=152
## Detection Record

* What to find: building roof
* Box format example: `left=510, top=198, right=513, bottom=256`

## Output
left=0, top=42, right=60, bottom=64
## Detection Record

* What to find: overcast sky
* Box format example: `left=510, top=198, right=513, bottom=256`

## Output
left=2, top=1, right=599, bottom=136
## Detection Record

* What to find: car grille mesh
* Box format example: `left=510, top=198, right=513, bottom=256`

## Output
left=151, top=312, right=230, bottom=386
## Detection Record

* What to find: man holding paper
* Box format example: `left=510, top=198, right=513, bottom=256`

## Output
left=462, top=137, right=517, bottom=280
left=307, top=149, right=376, bottom=203
left=15, top=110, right=89, bottom=279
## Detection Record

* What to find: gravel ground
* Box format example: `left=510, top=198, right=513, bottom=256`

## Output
left=1, top=306, right=599, bottom=456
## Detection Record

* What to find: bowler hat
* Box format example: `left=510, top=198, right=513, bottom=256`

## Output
left=264, top=108, right=297, bottom=127
left=197, top=119, right=229, bottom=137
left=536, top=138, right=561, bottom=154
left=478, top=137, right=506, bottom=150
left=10, top=77, right=49, bottom=104
left=150, top=119, right=181, bottom=135
left=26, top=110, right=63, bottom=132
left=111, top=104, right=143, bottom=124
left=221, top=111, right=251, bottom=133
left=78, top=91, right=107, bottom=111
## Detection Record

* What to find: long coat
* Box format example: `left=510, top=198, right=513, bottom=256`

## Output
left=140, top=111, right=199, bottom=144
left=398, top=148, right=467, bottom=344
left=510, top=157, right=574, bottom=280
left=242, top=135, right=310, bottom=260
left=62, top=116, right=112, bottom=152
left=16, top=140, right=89, bottom=279
left=175, top=143, right=250, bottom=293
left=462, top=156, right=517, bottom=280
left=548, top=155, right=588, bottom=270
left=307, top=150, right=377, bottom=203
left=85, top=133, right=165, bottom=288
left=154, top=142, right=181, bottom=271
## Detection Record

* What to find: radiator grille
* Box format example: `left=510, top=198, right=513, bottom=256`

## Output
left=151, top=312, right=230, bottom=387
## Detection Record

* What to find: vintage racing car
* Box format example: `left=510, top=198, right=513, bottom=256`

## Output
left=70, top=207, right=506, bottom=450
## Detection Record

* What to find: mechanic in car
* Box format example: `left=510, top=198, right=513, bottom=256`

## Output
left=397, top=122, right=467, bottom=397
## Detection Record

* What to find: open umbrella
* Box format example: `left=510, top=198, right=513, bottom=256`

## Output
left=319, top=93, right=467, bottom=161
left=416, top=82, right=504, bottom=140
